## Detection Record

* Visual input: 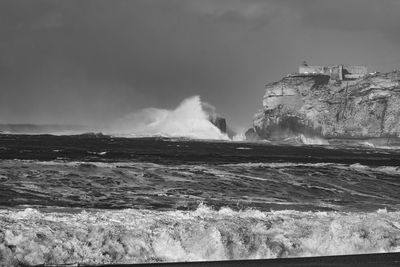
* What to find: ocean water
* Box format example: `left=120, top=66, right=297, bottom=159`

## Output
left=1, top=134, right=400, bottom=266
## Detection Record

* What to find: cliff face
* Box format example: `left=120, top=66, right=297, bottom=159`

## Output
left=249, top=71, right=400, bottom=141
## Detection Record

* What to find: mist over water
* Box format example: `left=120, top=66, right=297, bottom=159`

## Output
left=110, top=96, right=229, bottom=140
left=0, top=96, right=230, bottom=140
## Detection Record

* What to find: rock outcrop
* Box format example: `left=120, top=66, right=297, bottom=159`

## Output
left=209, top=116, right=237, bottom=138
left=210, top=116, right=227, bottom=134
left=248, top=70, right=400, bottom=142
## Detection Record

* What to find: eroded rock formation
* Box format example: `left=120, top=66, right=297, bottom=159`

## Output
left=210, top=117, right=227, bottom=134
left=248, top=70, right=400, bottom=141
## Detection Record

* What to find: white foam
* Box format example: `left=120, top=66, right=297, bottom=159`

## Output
left=1, top=205, right=400, bottom=266
left=300, top=134, right=330, bottom=145
left=110, top=96, right=229, bottom=140
left=361, top=142, right=375, bottom=148
left=221, top=162, right=337, bottom=168
left=232, top=132, right=246, bottom=141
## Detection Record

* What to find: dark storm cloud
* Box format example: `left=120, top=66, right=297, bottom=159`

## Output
left=0, top=0, right=399, bottom=128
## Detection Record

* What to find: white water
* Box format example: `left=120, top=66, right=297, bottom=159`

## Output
left=111, top=96, right=229, bottom=140
left=300, top=134, right=329, bottom=145
left=1, top=205, right=400, bottom=266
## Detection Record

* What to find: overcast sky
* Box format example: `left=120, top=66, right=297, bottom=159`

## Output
left=1, top=0, right=400, bottom=130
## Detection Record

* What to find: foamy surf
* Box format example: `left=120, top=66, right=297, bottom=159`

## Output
left=300, top=134, right=329, bottom=145
left=1, top=205, right=400, bottom=266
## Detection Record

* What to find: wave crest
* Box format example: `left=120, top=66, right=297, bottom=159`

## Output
left=1, top=206, right=400, bottom=266
left=111, top=96, right=229, bottom=140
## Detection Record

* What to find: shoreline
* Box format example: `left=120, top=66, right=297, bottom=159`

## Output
left=94, top=252, right=400, bottom=267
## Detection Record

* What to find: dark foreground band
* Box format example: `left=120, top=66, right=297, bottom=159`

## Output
left=42, top=252, right=400, bottom=267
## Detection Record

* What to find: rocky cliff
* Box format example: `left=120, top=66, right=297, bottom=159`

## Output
left=247, top=70, right=400, bottom=142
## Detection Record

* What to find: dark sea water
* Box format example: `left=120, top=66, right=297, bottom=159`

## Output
left=1, top=134, right=400, bottom=266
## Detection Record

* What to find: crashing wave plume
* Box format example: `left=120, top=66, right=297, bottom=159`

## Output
left=111, top=96, right=228, bottom=140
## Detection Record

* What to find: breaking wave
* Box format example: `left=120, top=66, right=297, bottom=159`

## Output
left=281, top=135, right=329, bottom=145
left=111, top=96, right=229, bottom=140
left=1, top=205, right=400, bottom=266
left=299, top=134, right=329, bottom=145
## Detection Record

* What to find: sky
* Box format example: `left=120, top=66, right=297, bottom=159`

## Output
left=1, top=0, right=400, bottom=131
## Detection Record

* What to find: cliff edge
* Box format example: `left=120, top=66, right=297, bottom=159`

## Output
left=247, top=70, right=400, bottom=143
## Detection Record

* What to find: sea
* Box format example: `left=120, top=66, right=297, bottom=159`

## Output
left=1, top=132, right=400, bottom=266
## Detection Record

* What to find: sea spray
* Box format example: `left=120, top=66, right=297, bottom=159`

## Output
left=111, top=96, right=229, bottom=140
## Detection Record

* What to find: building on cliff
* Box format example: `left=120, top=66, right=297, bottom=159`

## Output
left=298, top=61, right=367, bottom=81
left=249, top=68, right=400, bottom=144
